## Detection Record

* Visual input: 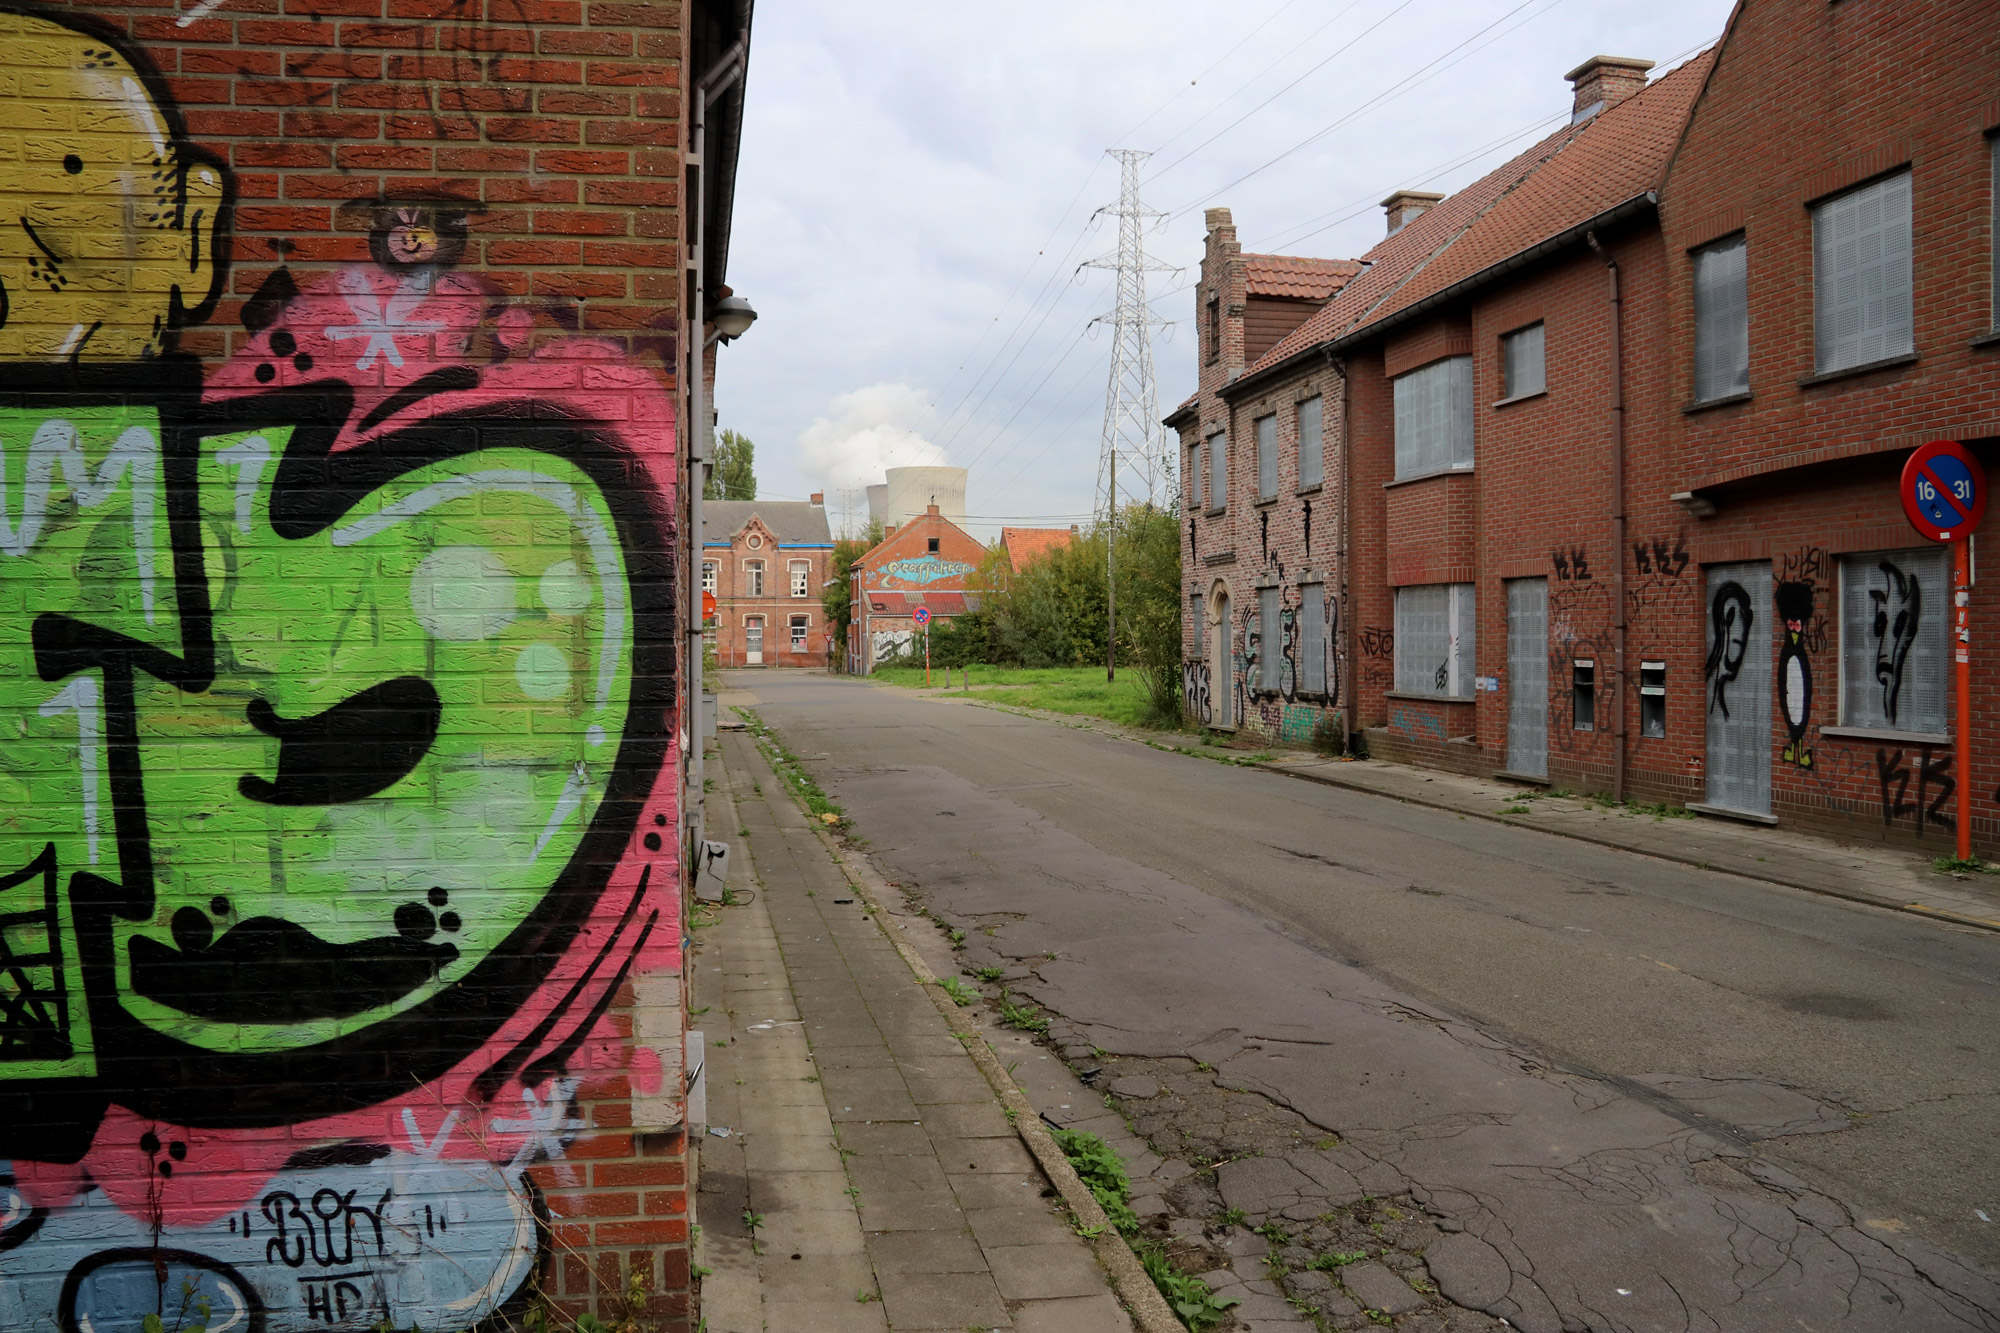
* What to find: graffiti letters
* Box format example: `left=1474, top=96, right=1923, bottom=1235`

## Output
left=1183, top=661, right=1212, bottom=725
left=1389, top=706, right=1448, bottom=743
left=1631, top=534, right=1689, bottom=579
left=1877, top=746, right=1954, bottom=833
left=1705, top=581, right=1752, bottom=717
left=1552, top=546, right=1591, bottom=581
left=1359, top=625, right=1394, bottom=659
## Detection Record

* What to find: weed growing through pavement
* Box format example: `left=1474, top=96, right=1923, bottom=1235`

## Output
left=939, top=976, right=976, bottom=1006
left=997, top=990, right=1049, bottom=1033
left=740, top=709, right=848, bottom=829
left=1307, top=1251, right=1367, bottom=1270
left=1934, top=855, right=1991, bottom=874
left=971, top=965, right=1005, bottom=982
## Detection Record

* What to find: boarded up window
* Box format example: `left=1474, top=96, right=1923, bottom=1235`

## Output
left=1813, top=171, right=1912, bottom=374
left=1692, top=233, right=1749, bottom=401
left=1840, top=547, right=1948, bottom=733
left=1255, top=414, right=1278, bottom=501
left=1259, top=586, right=1282, bottom=692
left=1392, top=356, right=1473, bottom=480
left=1395, top=583, right=1474, bottom=697
left=1299, top=584, right=1326, bottom=694
left=1297, top=395, right=1324, bottom=490
left=1208, top=433, right=1227, bottom=511
left=1501, top=323, right=1544, bottom=399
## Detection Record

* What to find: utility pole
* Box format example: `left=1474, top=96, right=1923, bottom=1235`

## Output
left=1084, top=148, right=1176, bottom=683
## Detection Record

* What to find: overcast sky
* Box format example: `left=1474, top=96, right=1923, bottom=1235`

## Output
left=718, top=0, right=1735, bottom=541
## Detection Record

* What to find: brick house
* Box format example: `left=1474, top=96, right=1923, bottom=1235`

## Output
left=704, top=497, right=836, bottom=667
left=1171, top=0, right=2000, bottom=854
left=999, top=525, right=1078, bottom=571
left=0, top=0, right=753, bottom=1326
left=846, top=505, right=988, bottom=674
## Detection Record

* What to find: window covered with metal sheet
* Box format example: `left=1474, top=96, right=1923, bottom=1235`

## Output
left=1258, top=586, right=1282, bottom=692
left=1299, top=584, right=1326, bottom=695
left=1394, top=583, right=1474, bottom=697
left=1501, top=323, right=1545, bottom=400
left=1208, top=432, right=1227, bottom=511
left=1392, top=356, right=1473, bottom=480
left=1813, top=171, right=1912, bottom=374
left=1692, top=234, right=1749, bottom=401
left=1840, top=547, right=1949, bottom=733
left=1297, top=395, right=1324, bottom=490
left=1255, top=414, right=1278, bottom=501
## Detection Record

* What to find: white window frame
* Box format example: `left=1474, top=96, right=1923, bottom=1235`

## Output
left=701, top=560, right=717, bottom=593
left=1691, top=233, right=1750, bottom=402
left=789, top=559, right=811, bottom=597
left=1207, top=432, right=1227, bottom=512
left=1500, top=322, right=1545, bottom=401
left=1392, top=356, right=1474, bottom=481
left=744, top=559, right=765, bottom=596
left=1394, top=583, right=1475, bottom=698
left=1837, top=548, right=1951, bottom=734
left=1297, top=395, right=1324, bottom=491
left=1254, top=413, right=1279, bottom=502
left=1812, top=169, right=1913, bottom=375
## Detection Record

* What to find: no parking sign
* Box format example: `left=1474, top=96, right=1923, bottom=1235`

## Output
left=1900, top=439, right=1986, bottom=543
left=912, top=606, right=931, bottom=626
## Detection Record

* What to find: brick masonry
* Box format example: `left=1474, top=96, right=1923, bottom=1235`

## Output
left=1173, top=0, right=2000, bottom=854
left=0, top=0, right=721, bottom=1326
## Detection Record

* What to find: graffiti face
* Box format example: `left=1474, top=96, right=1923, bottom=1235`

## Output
left=1704, top=580, right=1752, bottom=717
left=0, top=10, right=680, bottom=1327
left=1777, top=579, right=1815, bottom=767
left=0, top=10, right=227, bottom=361
left=1868, top=560, right=1921, bottom=725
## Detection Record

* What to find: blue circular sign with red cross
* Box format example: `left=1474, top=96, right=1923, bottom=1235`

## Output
left=1900, top=439, right=1987, bottom=543
left=912, top=606, right=931, bottom=625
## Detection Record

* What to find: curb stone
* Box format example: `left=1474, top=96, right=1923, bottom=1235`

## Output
left=742, top=717, right=1184, bottom=1333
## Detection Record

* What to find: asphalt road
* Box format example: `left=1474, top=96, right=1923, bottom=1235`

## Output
left=734, top=669, right=2000, bottom=1331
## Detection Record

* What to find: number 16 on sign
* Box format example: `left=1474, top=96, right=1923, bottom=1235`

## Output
left=1901, top=440, right=1987, bottom=861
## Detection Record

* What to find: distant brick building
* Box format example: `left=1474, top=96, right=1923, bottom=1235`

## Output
left=704, top=498, right=835, bottom=667
left=999, top=526, right=1078, bottom=571
left=846, top=505, right=988, bottom=673
left=1170, top=0, right=2000, bottom=853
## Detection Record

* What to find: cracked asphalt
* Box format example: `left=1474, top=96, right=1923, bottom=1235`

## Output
left=734, top=670, right=2000, bottom=1331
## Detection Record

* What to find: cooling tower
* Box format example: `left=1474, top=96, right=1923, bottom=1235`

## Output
left=866, top=484, right=887, bottom=527
left=883, top=466, right=967, bottom=528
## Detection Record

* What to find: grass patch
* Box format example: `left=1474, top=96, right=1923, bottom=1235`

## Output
left=997, top=989, right=1049, bottom=1033
left=1933, top=855, right=1990, bottom=874
left=871, top=664, right=1180, bottom=731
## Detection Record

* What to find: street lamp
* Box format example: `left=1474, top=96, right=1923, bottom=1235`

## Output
left=711, top=293, right=758, bottom=342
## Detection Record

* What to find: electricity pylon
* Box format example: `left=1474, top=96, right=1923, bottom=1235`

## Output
left=1084, top=149, right=1177, bottom=521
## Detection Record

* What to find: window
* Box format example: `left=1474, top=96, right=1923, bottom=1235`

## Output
left=1255, top=414, right=1278, bottom=501
left=701, top=561, right=717, bottom=593
left=790, top=559, right=810, bottom=597
left=790, top=614, right=810, bottom=652
left=1258, top=586, right=1282, bottom=692
left=1813, top=170, right=1913, bottom=374
left=1299, top=584, right=1325, bottom=694
left=744, top=560, right=764, bottom=596
left=1207, top=433, right=1227, bottom=511
left=1501, top=323, right=1545, bottom=400
left=1692, top=234, right=1749, bottom=401
left=1394, top=584, right=1474, bottom=697
left=1392, top=356, right=1473, bottom=480
left=1297, top=396, right=1324, bottom=490
left=1206, top=295, right=1220, bottom=364
left=1840, top=548, right=1949, bottom=733
left=1190, top=440, right=1205, bottom=509
left=1572, top=659, right=1595, bottom=731
left=1639, top=661, right=1666, bottom=738
left=927, top=537, right=939, bottom=553
left=1190, top=589, right=1204, bottom=655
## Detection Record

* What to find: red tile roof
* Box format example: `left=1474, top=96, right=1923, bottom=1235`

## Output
left=867, top=592, right=973, bottom=616
left=1243, top=253, right=1364, bottom=301
left=1231, top=50, right=1714, bottom=390
left=1000, top=526, right=1076, bottom=569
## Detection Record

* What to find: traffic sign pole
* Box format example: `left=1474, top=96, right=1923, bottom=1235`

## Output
left=1956, top=537, right=1972, bottom=862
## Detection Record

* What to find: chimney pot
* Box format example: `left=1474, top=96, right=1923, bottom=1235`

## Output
left=1204, top=206, right=1234, bottom=235
left=1564, top=55, right=1653, bottom=122
left=1381, top=190, right=1446, bottom=236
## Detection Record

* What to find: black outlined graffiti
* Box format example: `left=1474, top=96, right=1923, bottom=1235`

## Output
left=1705, top=581, right=1752, bottom=717
left=1552, top=546, right=1591, bottom=581
left=1777, top=580, right=1815, bottom=769
left=1631, top=535, right=1689, bottom=579
left=1359, top=626, right=1393, bottom=659
left=1878, top=746, right=1954, bottom=832
left=1869, top=560, right=1921, bottom=726
left=1259, top=509, right=1269, bottom=562
left=1302, top=497, right=1312, bottom=557
left=1183, top=662, right=1211, bottom=725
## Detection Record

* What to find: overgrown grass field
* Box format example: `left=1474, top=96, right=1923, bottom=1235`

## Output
left=866, top=663, right=1173, bottom=731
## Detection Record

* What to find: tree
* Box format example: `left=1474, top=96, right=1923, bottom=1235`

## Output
left=821, top=519, right=884, bottom=671
left=1112, top=503, right=1184, bottom=726
left=705, top=428, right=757, bottom=500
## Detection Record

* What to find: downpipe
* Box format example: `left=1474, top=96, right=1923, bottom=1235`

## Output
left=1586, top=230, right=1628, bottom=803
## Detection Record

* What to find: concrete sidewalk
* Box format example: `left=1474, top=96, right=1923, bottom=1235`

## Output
left=692, top=725, right=1138, bottom=1333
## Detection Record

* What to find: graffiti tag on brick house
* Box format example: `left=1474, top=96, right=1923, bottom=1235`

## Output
left=1552, top=546, right=1590, bottom=581
left=1704, top=580, right=1753, bottom=717
left=0, top=9, right=681, bottom=1326
left=1631, top=534, right=1689, bottom=578
left=1869, top=558, right=1922, bottom=725
left=1777, top=579, right=1816, bottom=768
left=1878, top=745, right=1954, bottom=832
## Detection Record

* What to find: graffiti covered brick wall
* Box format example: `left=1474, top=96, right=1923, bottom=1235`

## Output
left=0, top=3, right=692, bottom=1328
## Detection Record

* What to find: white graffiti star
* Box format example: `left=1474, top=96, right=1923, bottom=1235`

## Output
left=324, top=268, right=447, bottom=370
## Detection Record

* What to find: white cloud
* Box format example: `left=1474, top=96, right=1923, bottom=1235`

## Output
left=796, top=383, right=949, bottom=497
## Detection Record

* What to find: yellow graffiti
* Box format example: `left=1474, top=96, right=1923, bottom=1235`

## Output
left=0, top=11, right=226, bottom=361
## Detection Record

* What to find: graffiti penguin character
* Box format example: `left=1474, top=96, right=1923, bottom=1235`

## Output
left=1776, top=580, right=1815, bottom=768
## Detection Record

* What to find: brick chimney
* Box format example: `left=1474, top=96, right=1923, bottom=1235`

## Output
left=1565, top=55, right=1653, bottom=122
left=925, top=503, right=939, bottom=516
left=809, top=491, right=824, bottom=505
left=1382, top=190, right=1445, bottom=236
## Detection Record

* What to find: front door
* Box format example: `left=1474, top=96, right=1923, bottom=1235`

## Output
left=1506, top=578, right=1548, bottom=778
left=1212, top=591, right=1233, bottom=728
left=1704, top=561, right=1771, bottom=815
left=745, top=617, right=764, bottom=666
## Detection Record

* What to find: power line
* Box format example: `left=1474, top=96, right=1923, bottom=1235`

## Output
left=1115, top=0, right=1306, bottom=147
